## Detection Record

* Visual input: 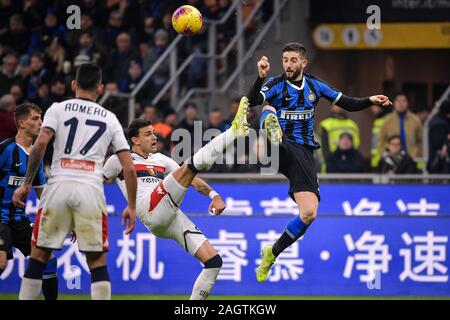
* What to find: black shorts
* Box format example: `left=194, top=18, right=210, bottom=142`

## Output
left=0, top=220, right=33, bottom=260
left=278, top=138, right=320, bottom=201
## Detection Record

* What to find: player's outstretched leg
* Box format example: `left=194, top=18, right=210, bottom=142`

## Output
left=190, top=241, right=222, bottom=300
left=185, top=96, right=250, bottom=174
left=19, top=246, right=52, bottom=300
left=256, top=191, right=317, bottom=283
left=260, top=105, right=282, bottom=145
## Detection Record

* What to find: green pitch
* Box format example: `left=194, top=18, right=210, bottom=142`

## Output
left=0, top=294, right=449, bottom=300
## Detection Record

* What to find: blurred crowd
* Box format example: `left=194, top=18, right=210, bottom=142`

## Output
left=0, top=0, right=261, bottom=115
left=1, top=0, right=449, bottom=175
left=319, top=93, right=450, bottom=175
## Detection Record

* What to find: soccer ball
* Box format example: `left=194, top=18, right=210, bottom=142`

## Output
left=172, top=5, right=203, bottom=35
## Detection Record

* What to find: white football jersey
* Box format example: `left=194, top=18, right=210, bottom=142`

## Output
left=103, top=152, right=179, bottom=201
left=42, top=98, right=130, bottom=189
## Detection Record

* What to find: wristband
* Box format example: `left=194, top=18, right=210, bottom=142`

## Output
left=209, top=191, right=219, bottom=199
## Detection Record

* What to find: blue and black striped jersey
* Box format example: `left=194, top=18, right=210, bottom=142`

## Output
left=260, top=73, right=342, bottom=149
left=0, top=138, right=46, bottom=224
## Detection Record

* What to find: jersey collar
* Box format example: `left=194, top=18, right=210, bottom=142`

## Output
left=286, top=76, right=305, bottom=91
left=131, top=151, right=148, bottom=159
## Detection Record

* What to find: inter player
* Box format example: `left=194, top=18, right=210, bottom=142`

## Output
left=248, top=43, right=392, bottom=282
left=0, top=103, right=58, bottom=300
left=13, top=63, right=137, bottom=300
left=103, top=97, right=250, bottom=299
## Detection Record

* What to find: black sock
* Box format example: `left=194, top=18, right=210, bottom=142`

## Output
left=272, top=231, right=297, bottom=257
left=204, top=254, right=223, bottom=269
left=42, top=276, right=58, bottom=300
left=0, top=268, right=4, bottom=276
left=24, top=258, right=46, bottom=279
left=91, top=265, right=110, bottom=283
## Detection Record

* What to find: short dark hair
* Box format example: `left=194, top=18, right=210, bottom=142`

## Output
left=75, top=63, right=102, bottom=91
left=127, top=118, right=152, bottom=145
left=282, top=42, right=307, bottom=58
left=394, top=92, right=407, bottom=100
left=184, top=102, right=197, bottom=110
left=388, top=134, right=401, bottom=143
left=14, top=103, right=42, bottom=126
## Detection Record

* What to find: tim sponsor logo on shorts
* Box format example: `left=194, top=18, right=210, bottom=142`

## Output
left=8, top=176, right=25, bottom=187
left=61, top=158, right=95, bottom=172
left=170, top=121, right=279, bottom=175
left=280, top=110, right=313, bottom=120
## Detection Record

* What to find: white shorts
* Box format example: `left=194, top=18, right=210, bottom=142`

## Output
left=32, top=181, right=108, bottom=253
left=137, top=173, right=207, bottom=256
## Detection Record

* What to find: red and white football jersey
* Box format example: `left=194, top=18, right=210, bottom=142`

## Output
left=103, top=152, right=179, bottom=201
left=42, top=98, right=129, bottom=190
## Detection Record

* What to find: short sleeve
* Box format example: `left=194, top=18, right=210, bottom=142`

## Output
left=41, top=103, right=59, bottom=132
left=313, top=78, right=342, bottom=104
left=163, top=155, right=180, bottom=174
left=110, top=115, right=130, bottom=153
left=32, top=161, right=46, bottom=188
left=260, top=77, right=281, bottom=104
left=103, top=155, right=122, bottom=180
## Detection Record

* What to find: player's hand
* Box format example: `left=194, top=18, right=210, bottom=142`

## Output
left=209, top=195, right=226, bottom=216
left=370, top=95, right=392, bottom=107
left=257, top=56, right=270, bottom=78
left=122, top=206, right=136, bottom=235
left=12, top=183, right=32, bottom=208
left=70, top=231, right=77, bottom=243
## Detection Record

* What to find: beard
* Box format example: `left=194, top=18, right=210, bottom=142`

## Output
left=285, top=67, right=302, bottom=81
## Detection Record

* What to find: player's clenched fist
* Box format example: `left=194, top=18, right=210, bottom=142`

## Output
left=370, top=95, right=393, bottom=107
left=257, top=56, right=270, bottom=78
left=209, top=195, right=226, bottom=216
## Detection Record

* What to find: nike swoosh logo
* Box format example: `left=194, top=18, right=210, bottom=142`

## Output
left=15, top=163, right=22, bottom=167
left=285, top=97, right=294, bottom=101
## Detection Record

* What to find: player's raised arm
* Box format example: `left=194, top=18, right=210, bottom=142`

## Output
left=191, top=177, right=226, bottom=215
left=12, top=127, right=54, bottom=208
left=335, top=94, right=392, bottom=111
left=312, top=77, right=392, bottom=111
left=247, top=56, right=271, bottom=107
left=116, top=150, right=137, bottom=234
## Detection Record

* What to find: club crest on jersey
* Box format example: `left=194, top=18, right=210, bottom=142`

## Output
left=148, top=166, right=157, bottom=176
left=308, top=92, right=316, bottom=102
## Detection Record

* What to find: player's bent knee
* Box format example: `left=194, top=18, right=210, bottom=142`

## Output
left=300, top=208, right=317, bottom=224
left=204, top=254, right=222, bottom=269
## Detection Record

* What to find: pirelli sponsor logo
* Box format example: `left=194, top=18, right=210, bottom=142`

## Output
left=8, top=175, right=25, bottom=187
left=280, top=110, right=313, bottom=120
left=61, top=158, right=95, bottom=172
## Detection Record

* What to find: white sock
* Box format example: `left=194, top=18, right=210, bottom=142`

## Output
left=189, top=267, right=220, bottom=300
left=91, top=281, right=111, bottom=300
left=19, top=277, right=42, bottom=300
left=192, top=129, right=235, bottom=171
